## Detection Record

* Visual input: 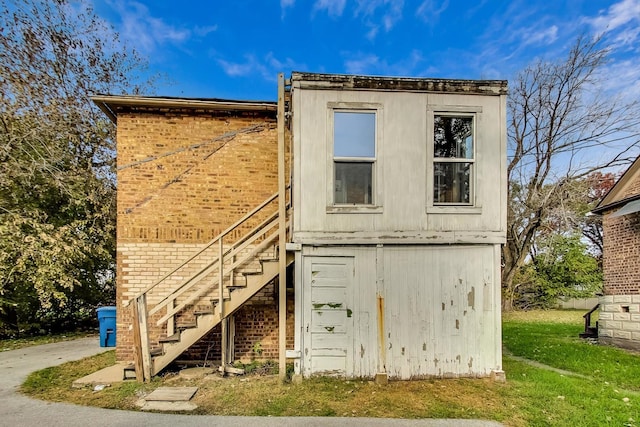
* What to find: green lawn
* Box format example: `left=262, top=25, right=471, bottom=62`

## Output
left=18, top=310, right=640, bottom=426
left=504, top=313, right=640, bottom=391
left=502, top=310, right=640, bottom=426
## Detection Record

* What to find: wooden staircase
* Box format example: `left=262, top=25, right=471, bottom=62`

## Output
left=127, top=191, right=292, bottom=381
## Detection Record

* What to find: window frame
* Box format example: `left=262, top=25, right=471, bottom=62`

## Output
left=326, top=102, right=383, bottom=213
left=427, top=106, right=482, bottom=214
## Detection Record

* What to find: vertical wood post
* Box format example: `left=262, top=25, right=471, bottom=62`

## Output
left=377, top=293, right=386, bottom=373
left=219, top=237, right=227, bottom=371
left=136, top=294, right=151, bottom=381
left=277, top=73, right=287, bottom=381
left=167, top=299, right=175, bottom=337
left=131, top=300, right=144, bottom=381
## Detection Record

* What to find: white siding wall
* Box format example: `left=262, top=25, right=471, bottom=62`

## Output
left=382, top=245, right=501, bottom=378
left=299, top=245, right=502, bottom=379
left=292, top=87, right=507, bottom=244
left=292, top=80, right=506, bottom=379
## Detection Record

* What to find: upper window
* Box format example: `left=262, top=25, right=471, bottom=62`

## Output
left=333, top=111, right=376, bottom=205
left=433, top=115, right=474, bottom=205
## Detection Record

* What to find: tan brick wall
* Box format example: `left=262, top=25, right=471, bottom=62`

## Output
left=598, top=294, right=640, bottom=351
left=115, top=108, right=292, bottom=362
left=116, top=111, right=279, bottom=243
left=602, top=211, right=640, bottom=296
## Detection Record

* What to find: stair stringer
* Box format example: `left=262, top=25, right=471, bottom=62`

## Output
left=151, top=252, right=294, bottom=375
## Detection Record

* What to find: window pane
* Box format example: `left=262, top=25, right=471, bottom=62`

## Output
left=434, top=116, right=473, bottom=159
left=434, top=162, right=471, bottom=204
left=334, top=112, right=375, bottom=158
left=335, top=162, right=373, bottom=204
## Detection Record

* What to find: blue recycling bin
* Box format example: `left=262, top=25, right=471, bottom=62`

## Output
left=96, top=306, right=116, bottom=347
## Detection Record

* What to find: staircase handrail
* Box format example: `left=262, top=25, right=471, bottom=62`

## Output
left=149, top=214, right=280, bottom=319
left=126, top=190, right=281, bottom=306
left=583, top=303, right=600, bottom=335
left=155, top=223, right=286, bottom=326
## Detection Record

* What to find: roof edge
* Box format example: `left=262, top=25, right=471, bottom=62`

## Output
left=290, top=71, right=508, bottom=95
left=91, top=95, right=278, bottom=123
left=592, top=194, right=640, bottom=214
left=593, top=156, right=640, bottom=212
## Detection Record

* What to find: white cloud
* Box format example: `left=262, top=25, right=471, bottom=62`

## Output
left=313, top=0, right=347, bottom=17
left=194, top=25, right=218, bottom=37
left=586, top=0, right=640, bottom=49
left=355, top=0, right=404, bottom=40
left=344, top=49, right=424, bottom=76
left=217, top=53, right=306, bottom=81
left=107, top=0, right=193, bottom=53
left=356, top=0, right=404, bottom=29
left=598, top=59, right=640, bottom=100
left=587, top=0, right=640, bottom=35
left=365, top=26, right=380, bottom=40
left=218, top=56, right=256, bottom=77
left=415, top=0, right=449, bottom=23
left=344, top=53, right=380, bottom=74
left=280, top=0, right=296, bottom=19
left=522, top=25, right=558, bottom=46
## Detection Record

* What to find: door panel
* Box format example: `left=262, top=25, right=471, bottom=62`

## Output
left=304, top=256, right=353, bottom=376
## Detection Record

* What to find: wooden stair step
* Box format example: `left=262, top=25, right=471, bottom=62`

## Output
left=159, top=332, right=180, bottom=343
left=237, top=269, right=262, bottom=276
left=123, top=363, right=137, bottom=379
left=150, top=347, right=164, bottom=356
left=177, top=322, right=197, bottom=330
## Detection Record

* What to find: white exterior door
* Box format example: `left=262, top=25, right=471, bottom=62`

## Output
left=303, top=256, right=353, bottom=376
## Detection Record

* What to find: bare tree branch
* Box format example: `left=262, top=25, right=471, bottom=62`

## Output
left=502, top=35, right=640, bottom=310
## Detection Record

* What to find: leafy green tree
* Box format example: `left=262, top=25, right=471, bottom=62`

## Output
left=0, top=0, right=149, bottom=336
left=513, top=234, right=603, bottom=310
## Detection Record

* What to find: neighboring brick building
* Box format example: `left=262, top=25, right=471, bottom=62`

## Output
left=593, top=156, right=640, bottom=351
left=93, top=96, right=293, bottom=369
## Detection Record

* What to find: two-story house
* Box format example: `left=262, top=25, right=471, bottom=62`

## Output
left=93, top=72, right=507, bottom=381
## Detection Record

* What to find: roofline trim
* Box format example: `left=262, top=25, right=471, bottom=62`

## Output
left=91, top=95, right=278, bottom=123
left=592, top=193, right=640, bottom=214
left=290, top=71, right=508, bottom=95
left=594, top=156, right=640, bottom=211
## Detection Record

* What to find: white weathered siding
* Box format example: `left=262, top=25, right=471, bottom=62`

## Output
left=299, top=245, right=502, bottom=379
left=291, top=75, right=506, bottom=380
left=382, top=245, right=501, bottom=378
left=292, top=87, right=507, bottom=244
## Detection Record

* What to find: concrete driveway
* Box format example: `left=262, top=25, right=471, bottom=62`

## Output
left=0, top=338, right=502, bottom=426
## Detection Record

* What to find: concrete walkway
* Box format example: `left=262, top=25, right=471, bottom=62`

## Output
left=0, top=338, right=502, bottom=426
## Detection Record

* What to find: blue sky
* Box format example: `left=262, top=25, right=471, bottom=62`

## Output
left=91, top=0, right=640, bottom=102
